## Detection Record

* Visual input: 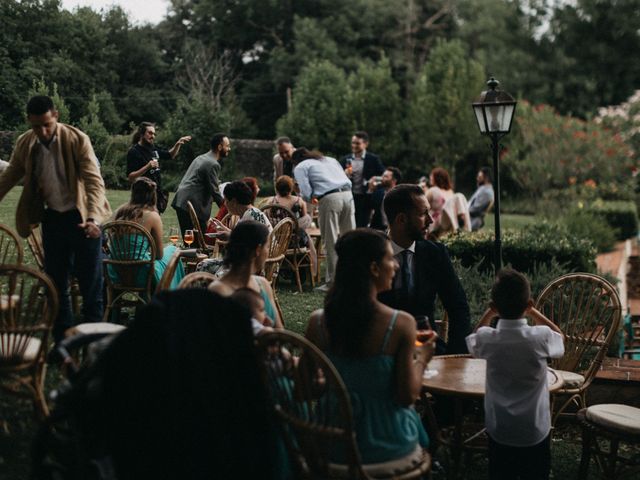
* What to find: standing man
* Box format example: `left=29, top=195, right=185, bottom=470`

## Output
left=126, top=121, right=191, bottom=213
left=368, top=166, right=402, bottom=230
left=0, top=95, right=111, bottom=341
left=172, top=133, right=230, bottom=236
left=272, top=136, right=295, bottom=184
left=339, top=131, right=384, bottom=227
left=468, top=167, right=494, bottom=231
left=292, top=148, right=354, bottom=291
left=378, top=184, right=470, bottom=354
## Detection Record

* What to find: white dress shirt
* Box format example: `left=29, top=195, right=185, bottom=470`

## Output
left=466, top=319, right=565, bottom=447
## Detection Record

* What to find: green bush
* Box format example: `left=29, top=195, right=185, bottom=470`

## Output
left=561, top=208, right=617, bottom=253
left=585, top=200, right=638, bottom=240
left=443, top=222, right=597, bottom=274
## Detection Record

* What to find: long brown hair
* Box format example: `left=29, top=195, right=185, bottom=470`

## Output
left=115, top=177, right=158, bottom=222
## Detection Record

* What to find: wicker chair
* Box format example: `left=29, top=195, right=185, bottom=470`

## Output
left=186, top=201, right=217, bottom=256
left=263, top=217, right=294, bottom=288
left=102, top=221, right=157, bottom=321
left=261, top=204, right=314, bottom=292
left=0, top=223, right=23, bottom=265
left=155, top=248, right=183, bottom=293
left=255, top=330, right=431, bottom=479
left=0, top=264, right=58, bottom=418
left=177, top=271, right=217, bottom=289
left=535, top=272, right=622, bottom=424
left=220, top=213, right=239, bottom=230
left=27, top=225, right=82, bottom=316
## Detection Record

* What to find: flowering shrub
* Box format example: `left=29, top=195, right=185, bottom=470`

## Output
left=596, top=90, right=640, bottom=166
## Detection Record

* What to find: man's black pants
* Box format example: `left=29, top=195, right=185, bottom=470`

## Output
left=488, top=434, right=551, bottom=480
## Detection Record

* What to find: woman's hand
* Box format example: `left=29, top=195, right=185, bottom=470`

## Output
left=415, top=331, right=437, bottom=366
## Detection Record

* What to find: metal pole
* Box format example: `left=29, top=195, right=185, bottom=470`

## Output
left=492, top=134, right=502, bottom=273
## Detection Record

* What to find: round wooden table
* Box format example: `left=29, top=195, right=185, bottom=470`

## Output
left=421, top=356, right=564, bottom=478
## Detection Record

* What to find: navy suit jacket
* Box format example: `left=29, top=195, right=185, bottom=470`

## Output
left=378, top=240, right=471, bottom=354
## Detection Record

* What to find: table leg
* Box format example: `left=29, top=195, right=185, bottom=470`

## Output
left=449, top=397, right=463, bottom=480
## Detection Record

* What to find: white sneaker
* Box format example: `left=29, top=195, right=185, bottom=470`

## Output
left=314, top=283, right=331, bottom=292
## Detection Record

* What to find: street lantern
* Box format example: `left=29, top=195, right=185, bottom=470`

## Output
left=472, top=77, right=517, bottom=273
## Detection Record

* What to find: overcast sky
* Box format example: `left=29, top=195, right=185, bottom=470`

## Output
left=61, top=0, right=170, bottom=25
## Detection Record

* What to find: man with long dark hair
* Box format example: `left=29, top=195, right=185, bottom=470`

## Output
left=126, top=121, right=191, bottom=212
left=0, top=95, right=111, bottom=341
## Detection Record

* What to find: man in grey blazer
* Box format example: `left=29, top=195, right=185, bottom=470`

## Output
left=468, top=167, right=494, bottom=231
left=172, top=133, right=230, bottom=235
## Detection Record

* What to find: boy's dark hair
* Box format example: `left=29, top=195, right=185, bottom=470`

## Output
left=223, top=180, right=253, bottom=206
left=353, top=131, right=369, bottom=143
left=491, top=268, right=531, bottom=320
left=231, top=288, right=264, bottom=312
left=383, top=184, right=424, bottom=225
left=210, top=132, right=228, bottom=151
left=27, top=95, right=55, bottom=115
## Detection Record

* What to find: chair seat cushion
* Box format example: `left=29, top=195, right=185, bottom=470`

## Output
left=557, top=370, right=585, bottom=389
left=0, top=334, right=42, bottom=362
left=329, top=445, right=428, bottom=478
left=585, top=404, right=640, bottom=435
left=66, top=322, right=126, bottom=337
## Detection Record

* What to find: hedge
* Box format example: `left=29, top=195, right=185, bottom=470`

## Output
left=443, top=222, right=597, bottom=274
left=585, top=200, right=638, bottom=240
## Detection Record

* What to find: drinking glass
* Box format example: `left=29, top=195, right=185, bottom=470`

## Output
left=168, top=227, right=179, bottom=246
left=415, top=315, right=438, bottom=379
left=184, top=229, right=194, bottom=248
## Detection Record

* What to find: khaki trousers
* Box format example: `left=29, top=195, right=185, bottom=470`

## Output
left=318, top=191, right=355, bottom=283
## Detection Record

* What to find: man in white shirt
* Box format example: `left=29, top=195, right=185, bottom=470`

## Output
left=292, top=148, right=354, bottom=290
left=466, top=269, right=565, bottom=480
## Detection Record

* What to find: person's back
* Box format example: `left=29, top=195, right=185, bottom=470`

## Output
left=466, top=269, right=564, bottom=480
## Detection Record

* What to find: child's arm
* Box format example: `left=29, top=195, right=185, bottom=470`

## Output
left=527, top=304, right=565, bottom=340
left=474, top=307, right=498, bottom=332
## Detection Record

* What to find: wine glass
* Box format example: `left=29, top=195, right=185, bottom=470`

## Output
left=415, top=315, right=438, bottom=379
left=184, top=229, right=194, bottom=248
left=168, top=227, right=179, bottom=246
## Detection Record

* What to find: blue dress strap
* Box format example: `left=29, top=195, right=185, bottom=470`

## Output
left=381, top=310, right=399, bottom=354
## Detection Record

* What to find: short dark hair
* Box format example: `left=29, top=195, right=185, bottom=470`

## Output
left=480, top=166, right=492, bottom=183
left=275, top=136, right=291, bottom=146
left=224, top=221, right=270, bottom=268
left=224, top=180, right=253, bottom=206
left=386, top=167, right=402, bottom=183
left=383, top=184, right=424, bottom=225
left=275, top=175, right=294, bottom=196
left=353, top=131, right=369, bottom=143
left=26, top=96, right=55, bottom=116
left=491, top=269, right=531, bottom=320
left=210, top=133, right=228, bottom=151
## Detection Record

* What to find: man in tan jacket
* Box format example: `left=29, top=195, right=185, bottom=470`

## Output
left=0, top=95, right=111, bottom=340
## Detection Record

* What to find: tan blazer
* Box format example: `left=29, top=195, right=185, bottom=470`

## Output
left=0, top=123, right=111, bottom=238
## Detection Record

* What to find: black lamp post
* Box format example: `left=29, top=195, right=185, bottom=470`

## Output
left=472, top=77, right=516, bottom=273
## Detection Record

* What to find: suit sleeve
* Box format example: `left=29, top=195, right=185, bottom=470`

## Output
left=0, top=139, right=27, bottom=201
left=204, top=161, right=223, bottom=206
left=77, top=133, right=110, bottom=222
left=373, top=154, right=385, bottom=176
left=435, top=244, right=471, bottom=354
left=468, top=189, right=492, bottom=216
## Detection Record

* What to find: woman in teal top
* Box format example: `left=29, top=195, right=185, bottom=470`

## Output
left=305, top=229, right=435, bottom=464
left=110, top=177, right=184, bottom=290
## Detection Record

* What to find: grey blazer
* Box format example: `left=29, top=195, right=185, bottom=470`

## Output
left=171, top=151, right=222, bottom=224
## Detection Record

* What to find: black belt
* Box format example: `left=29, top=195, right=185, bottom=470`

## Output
left=317, top=185, right=351, bottom=201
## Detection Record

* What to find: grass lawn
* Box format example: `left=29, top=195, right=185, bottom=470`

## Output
left=0, top=187, right=592, bottom=479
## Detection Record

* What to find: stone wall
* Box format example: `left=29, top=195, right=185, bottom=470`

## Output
left=0, top=131, right=16, bottom=161
left=231, top=138, right=275, bottom=183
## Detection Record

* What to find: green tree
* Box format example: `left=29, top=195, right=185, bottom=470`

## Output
left=27, top=78, right=70, bottom=124
left=406, top=39, right=485, bottom=176
left=276, top=61, right=350, bottom=155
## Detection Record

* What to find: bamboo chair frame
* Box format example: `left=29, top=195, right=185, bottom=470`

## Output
left=261, top=204, right=314, bottom=292
left=102, top=221, right=157, bottom=321
left=186, top=201, right=217, bottom=256
left=535, top=272, right=622, bottom=424
left=155, top=248, right=183, bottom=293
left=255, top=330, right=430, bottom=480
left=0, top=223, right=24, bottom=265
left=27, top=225, right=82, bottom=315
left=263, top=217, right=294, bottom=288
left=0, top=264, right=58, bottom=418
left=177, top=271, right=217, bottom=289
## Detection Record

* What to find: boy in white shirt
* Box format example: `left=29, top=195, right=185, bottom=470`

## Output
left=466, top=269, right=565, bottom=480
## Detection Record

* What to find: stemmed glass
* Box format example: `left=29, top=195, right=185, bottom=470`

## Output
left=415, top=315, right=438, bottom=379
left=184, top=229, right=194, bottom=248
left=168, top=227, right=179, bottom=246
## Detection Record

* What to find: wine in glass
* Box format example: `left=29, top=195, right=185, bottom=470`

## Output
left=414, top=315, right=438, bottom=379
left=184, top=229, right=194, bottom=248
left=168, top=227, right=180, bottom=246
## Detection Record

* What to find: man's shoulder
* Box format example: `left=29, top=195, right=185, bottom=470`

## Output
left=364, top=151, right=380, bottom=161
left=415, top=239, right=449, bottom=257
left=58, top=123, right=90, bottom=144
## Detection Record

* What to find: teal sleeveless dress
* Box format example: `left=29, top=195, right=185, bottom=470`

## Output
left=257, top=278, right=277, bottom=327
left=323, top=311, right=429, bottom=463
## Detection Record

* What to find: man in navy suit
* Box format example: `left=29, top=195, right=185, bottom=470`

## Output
left=340, top=131, right=385, bottom=227
left=378, top=184, right=471, bottom=354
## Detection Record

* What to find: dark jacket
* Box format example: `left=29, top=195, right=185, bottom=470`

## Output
left=378, top=240, right=471, bottom=354
left=171, top=151, right=222, bottom=225
left=339, top=151, right=385, bottom=187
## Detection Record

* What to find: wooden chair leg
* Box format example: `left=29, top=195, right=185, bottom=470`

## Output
left=32, top=364, right=49, bottom=419
left=294, top=265, right=303, bottom=293
left=578, top=425, right=593, bottom=478
left=605, top=438, right=620, bottom=479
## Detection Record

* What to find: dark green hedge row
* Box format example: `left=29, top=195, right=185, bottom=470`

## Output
left=443, top=222, right=597, bottom=274
left=585, top=200, right=638, bottom=240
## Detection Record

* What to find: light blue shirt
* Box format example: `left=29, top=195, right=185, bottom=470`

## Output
left=293, top=156, right=351, bottom=202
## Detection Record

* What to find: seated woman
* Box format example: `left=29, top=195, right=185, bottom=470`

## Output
left=304, top=229, right=434, bottom=465
left=427, top=167, right=470, bottom=237
left=208, top=221, right=283, bottom=329
left=212, top=180, right=272, bottom=236
left=213, top=176, right=259, bottom=222
left=110, top=177, right=185, bottom=289
left=265, top=175, right=317, bottom=276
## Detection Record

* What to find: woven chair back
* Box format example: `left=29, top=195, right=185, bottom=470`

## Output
left=0, top=264, right=58, bottom=365
left=263, top=217, right=294, bottom=283
left=535, top=272, right=621, bottom=383
left=155, top=249, right=183, bottom=293
left=26, top=226, right=45, bottom=271
left=178, top=272, right=217, bottom=289
left=0, top=223, right=24, bottom=265
left=255, top=330, right=365, bottom=479
left=186, top=201, right=207, bottom=250
left=220, top=213, right=239, bottom=230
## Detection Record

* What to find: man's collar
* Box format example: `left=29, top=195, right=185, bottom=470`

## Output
left=497, top=318, right=527, bottom=329
left=391, top=239, right=415, bottom=256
